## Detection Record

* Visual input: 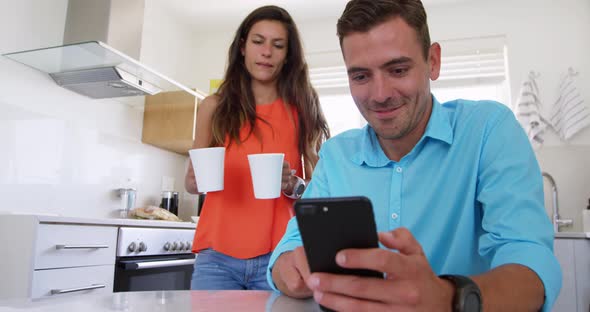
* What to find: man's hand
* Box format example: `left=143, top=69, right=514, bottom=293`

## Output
left=272, top=247, right=313, bottom=299
left=305, top=227, right=454, bottom=312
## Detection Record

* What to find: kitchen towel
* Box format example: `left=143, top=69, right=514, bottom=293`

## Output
left=515, top=71, right=548, bottom=149
left=548, top=69, right=589, bottom=141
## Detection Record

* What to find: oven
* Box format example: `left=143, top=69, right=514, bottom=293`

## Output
left=113, top=227, right=196, bottom=292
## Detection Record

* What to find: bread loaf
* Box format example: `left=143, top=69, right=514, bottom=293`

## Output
left=130, top=206, right=182, bottom=222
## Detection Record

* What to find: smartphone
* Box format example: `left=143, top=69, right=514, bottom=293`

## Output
left=294, top=196, right=383, bottom=279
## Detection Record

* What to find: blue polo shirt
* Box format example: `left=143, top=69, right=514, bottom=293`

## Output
left=267, top=97, right=561, bottom=311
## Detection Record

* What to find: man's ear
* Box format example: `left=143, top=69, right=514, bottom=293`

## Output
left=428, top=42, right=441, bottom=81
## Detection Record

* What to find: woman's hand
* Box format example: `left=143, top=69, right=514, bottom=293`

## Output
left=281, top=161, right=297, bottom=193
left=185, top=162, right=198, bottom=194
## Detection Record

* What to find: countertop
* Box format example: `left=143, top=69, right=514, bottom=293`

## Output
left=554, top=231, right=590, bottom=239
left=0, top=291, right=320, bottom=312
left=0, top=213, right=197, bottom=229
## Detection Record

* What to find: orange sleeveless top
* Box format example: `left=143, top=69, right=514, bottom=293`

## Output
left=192, top=98, right=302, bottom=259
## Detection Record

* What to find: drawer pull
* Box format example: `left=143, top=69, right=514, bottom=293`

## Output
left=51, top=284, right=106, bottom=295
left=55, top=244, right=109, bottom=250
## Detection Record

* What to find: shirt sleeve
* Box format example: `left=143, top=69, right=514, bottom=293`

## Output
left=476, top=107, right=561, bottom=311
left=266, top=149, right=331, bottom=291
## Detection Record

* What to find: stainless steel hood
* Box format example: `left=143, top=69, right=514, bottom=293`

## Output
left=1, top=0, right=204, bottom=100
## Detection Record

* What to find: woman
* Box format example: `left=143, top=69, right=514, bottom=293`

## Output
left=185, top=5, right=330, bottom=290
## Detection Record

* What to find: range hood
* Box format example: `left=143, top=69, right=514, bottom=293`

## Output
left=2, top=0, right=204, bottom=100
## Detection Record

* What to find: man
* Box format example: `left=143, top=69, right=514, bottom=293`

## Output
left=266, top=0, right=561, bottom=311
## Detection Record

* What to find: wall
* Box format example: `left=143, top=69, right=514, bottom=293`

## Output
left=188, top=0, right=590, bottom=231
left=427, top=0, right=590, bottom=231
left=0, top=0, right=198, bottom=220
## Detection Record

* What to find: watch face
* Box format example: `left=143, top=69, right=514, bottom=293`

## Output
left=464, top=293, right=481, bottom=312
left=295, top=183, right=305, bottom=196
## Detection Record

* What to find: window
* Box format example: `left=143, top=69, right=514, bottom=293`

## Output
left=432, top=35, right=510, bottom=105
left=308, top=35, right=510, bottom=135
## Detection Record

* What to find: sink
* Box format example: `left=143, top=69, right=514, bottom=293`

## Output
left=554, top=232, right=590, bottom=239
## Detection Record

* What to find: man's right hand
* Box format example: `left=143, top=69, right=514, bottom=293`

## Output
left=272, top=247, right=313, bottom=298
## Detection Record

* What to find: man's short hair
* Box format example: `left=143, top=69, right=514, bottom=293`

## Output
left=337, top=0, right=431, bottom=60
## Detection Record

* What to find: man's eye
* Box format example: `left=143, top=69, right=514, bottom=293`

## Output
left=351, top=73, right=368, bottom=82
left=390, top=67, right=409, bottom=76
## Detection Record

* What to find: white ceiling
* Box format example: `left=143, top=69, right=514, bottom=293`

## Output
left=155, top=0, right=471, bottom=32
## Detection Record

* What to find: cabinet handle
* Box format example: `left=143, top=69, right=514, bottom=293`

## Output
left=51, top=284, right=106, bottom=295
left=55, top=244, right=109, bottom=250
left=129, top=258, right=195, bottom=270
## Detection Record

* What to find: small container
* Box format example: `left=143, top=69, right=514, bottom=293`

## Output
left=170, top=192, right=179, bottom=216
left=583, top=199, right=590, bottom=232
left=159, top=191, right=173, bottom=211
left=118, top=188, right=136, bottom=218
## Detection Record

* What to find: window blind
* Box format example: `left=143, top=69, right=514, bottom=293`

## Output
left=308, top=35, right=508, bottom=91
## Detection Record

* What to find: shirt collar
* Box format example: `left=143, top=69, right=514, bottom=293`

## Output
left=351, top=95, right=454, bottom=167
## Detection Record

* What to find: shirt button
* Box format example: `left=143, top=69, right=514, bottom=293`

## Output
left=395, top=167, right=403, bottom=173
left=391, top=213, right=398, bottom=220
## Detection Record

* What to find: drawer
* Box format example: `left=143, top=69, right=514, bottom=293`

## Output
left=35, top=224, right=117, bottom=269
left=31, top=265, right=114, bottom=299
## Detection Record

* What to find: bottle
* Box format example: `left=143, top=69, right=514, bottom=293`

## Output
left=583, top=199, right=590, bottom=232
left=159, top=191, right=173, bottom=211
left=170, top=192, right=179, bottom=216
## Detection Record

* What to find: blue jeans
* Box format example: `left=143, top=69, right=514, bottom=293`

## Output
left=191, top=249, right=272, bottom=290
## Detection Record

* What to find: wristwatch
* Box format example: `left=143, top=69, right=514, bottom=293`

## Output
left=283, top=176, right=306, bottom=199
left=439, top=274, right=482, bottom=312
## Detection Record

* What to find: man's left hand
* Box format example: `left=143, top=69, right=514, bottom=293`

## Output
left=306, top=227, right=455, bottom=312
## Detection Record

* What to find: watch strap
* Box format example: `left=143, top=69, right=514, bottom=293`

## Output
left=439, top=274, right=482, bottom=312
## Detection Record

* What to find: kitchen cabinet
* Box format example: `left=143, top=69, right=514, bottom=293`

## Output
left=142, top=89, right=200, bottom=155
left=553, top=236, right=590, bottom=312
left=0, top=216, right=117, bottom=299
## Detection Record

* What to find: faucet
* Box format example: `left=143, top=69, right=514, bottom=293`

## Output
left=542, top=172, right=573, bottom=232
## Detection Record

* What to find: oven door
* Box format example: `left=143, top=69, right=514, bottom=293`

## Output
left=114, top=254, right=195, bottom=292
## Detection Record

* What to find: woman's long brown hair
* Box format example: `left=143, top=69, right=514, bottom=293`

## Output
left=210, top=5, right=330, bottom=170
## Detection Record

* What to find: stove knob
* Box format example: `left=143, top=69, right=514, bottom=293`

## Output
left=171, top=242, right=178, bottom=251
left=139, top=242, right=147, bottom=252
left=178, top=242, right=185, bottom=251
left=164, top=242, right=171, bottom=251
left=128, top=242, right=137, bottom=253
left=186, top=241, right=192, bottom=250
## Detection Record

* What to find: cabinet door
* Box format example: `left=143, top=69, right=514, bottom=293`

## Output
left=35, top=224, right=117, bottom=269
left=31, top=265, right=114, bottom=299
left=553, top=239, right=578, bottom=312
left=142, top=90, right=198, bottom=155
left=574, top=240, right=590, bottom=312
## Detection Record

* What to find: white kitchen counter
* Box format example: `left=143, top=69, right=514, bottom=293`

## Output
left=554, top=231, right=590, bottom=239
left=0, top=290, right=321, bottom=312
left=1, top=213, right=196, bottom=229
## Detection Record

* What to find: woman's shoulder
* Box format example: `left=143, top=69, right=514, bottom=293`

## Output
left=201, top=94, right=221, bottom=108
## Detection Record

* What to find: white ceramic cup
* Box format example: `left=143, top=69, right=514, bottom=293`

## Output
left=247, top=153, right=285, bottom=199
left=188, top=147, right=225, bottom=192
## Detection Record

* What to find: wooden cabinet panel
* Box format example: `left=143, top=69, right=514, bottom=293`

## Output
left=142, top=90, right=198, bottom=155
